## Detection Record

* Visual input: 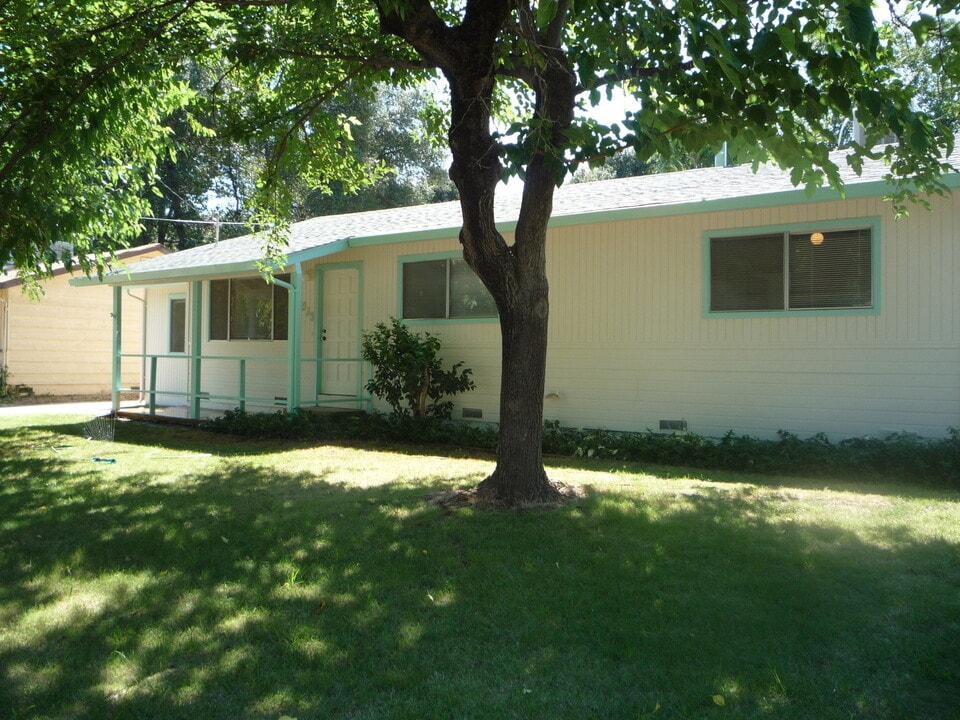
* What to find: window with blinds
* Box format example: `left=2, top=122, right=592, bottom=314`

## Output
left=209, top=274, right=290, bottom=340
left=402, top=257, right=497, bottom=320
left=709, top=227, right=873, bottom=312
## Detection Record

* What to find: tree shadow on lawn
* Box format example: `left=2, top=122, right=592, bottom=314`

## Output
left=17, top=417, right=956, bottom=502
left=1, top=451, right=959, bottom=720
left=0, top=417, right=336, bottom=457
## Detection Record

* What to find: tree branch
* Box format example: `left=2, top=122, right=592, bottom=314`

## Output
left=269, top=48, right=435, bottom=71
left=0, top=0, right=202, bottom=184
left=577, top=59, right=696, bottom=95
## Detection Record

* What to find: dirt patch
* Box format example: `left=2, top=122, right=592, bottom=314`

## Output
left=0, top=393, right=111, bottom=407
left=425, top=480, right=587, bottom=511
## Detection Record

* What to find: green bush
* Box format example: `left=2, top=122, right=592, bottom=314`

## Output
left=361, top=318, right=475, bottom=420
left=202, top=411, right=960, bottom=489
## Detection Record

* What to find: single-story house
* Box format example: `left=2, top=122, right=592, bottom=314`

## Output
left=1, top=244, right=169, bottom=396
left=73, top=151, right=960, bottom=440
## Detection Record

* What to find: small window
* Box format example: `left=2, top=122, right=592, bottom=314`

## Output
left=169, top=297, right=186, bottom=353
left=209, top=274, right=290, bottom=340
left=402, top=257, right=497, bottom=320
left=709, top=227, right=873, bottom=312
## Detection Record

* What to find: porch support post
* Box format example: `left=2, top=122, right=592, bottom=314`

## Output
left=111, top=286, right=122, bottom=413
left=274, top=266, right=302, bottom=413
left=287, top=263, right=303, bottom=412
left=190, top=281, right=203, bottom=420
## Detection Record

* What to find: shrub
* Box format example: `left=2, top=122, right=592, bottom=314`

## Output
left=0, top=366, right=31, bottom=402
left=361, top=318, right=475, bottom=420
left=202, top=410, right=960, bottom=489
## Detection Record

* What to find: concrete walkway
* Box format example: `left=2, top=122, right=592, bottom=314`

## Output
left=0, top=400, right=138, bottom=417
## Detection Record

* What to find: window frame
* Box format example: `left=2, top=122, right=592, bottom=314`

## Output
left=397, top=252, right=499, bottom=324
left=703, top=218, right=881, bottom=317
left=208, top=274, right=291, bottom=341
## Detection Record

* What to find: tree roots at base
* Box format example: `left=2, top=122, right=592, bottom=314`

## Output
left=425, top=480, right=584, bottom=511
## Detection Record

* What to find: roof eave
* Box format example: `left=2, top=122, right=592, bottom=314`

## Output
left=70, top=171, right=960, bottom=286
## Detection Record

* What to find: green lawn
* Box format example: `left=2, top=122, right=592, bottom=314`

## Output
left=1, top=412, right=959, bottom=719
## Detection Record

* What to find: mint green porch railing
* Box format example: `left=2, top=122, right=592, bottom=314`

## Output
left=116, top=352, right=373, bottom=419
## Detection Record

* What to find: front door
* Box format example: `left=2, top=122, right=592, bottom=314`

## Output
left=319, top=267, right=360, bottom=398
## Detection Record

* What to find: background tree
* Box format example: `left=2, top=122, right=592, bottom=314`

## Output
left=886, top=16, right=960, bottom=131
left=302, top=83, right=456, bottom=217
left=572, top=145, right=718, bottom=183
left=138, top=77, right=455, bottom=248
left=2, top=1, right=959, bottom=505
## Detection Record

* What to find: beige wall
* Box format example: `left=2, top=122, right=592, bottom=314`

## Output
left=1, top=251, right=166, bottom=396
left=307, top=191, right=959, bottom=440
left=137, top=190, right=959, bottom=439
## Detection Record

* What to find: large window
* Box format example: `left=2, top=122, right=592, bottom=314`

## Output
left=402, top=257, right=497, bottom=320
left=709, top=227, right=873, bottom=313
left=209, top=274, right=289, bottom=340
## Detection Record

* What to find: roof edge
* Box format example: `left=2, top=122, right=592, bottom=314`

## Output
left=5, top=243, right=170, bottom=289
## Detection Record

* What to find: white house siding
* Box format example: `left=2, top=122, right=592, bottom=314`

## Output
left=143, top=284, right=190, bottom=406
left=139, top=271, right=323, bottom=413
left=197, top=273, right=315, bottom=413
left=309, top=241, right=504, bottom=422
left=543, top=193, right=959, bottom=440
left=310, top=192, right=959, bottom=440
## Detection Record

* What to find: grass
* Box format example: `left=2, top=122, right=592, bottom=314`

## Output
left=1, top=412, right=959, bottom=719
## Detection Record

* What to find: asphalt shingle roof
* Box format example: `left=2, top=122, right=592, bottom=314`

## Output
left=91, top=148, right=946, bottom=285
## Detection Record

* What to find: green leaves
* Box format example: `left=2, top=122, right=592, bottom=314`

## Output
left=361, top=318, right=476, bottom=420
left=842, top=1, right=878, bottom=50
left=0, top=0, right=229, bottom=274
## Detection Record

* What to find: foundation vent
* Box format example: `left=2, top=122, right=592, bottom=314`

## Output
left=462, top=408, right=483, bottom=420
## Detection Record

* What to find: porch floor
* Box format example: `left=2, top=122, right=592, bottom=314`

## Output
left=115, top=403, right=364, bottom=426
left=115, top=404, right=223, bottom=425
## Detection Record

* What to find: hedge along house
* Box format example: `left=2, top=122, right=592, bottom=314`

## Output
left=73, top=150, right=960, bottom=440
left=1, top=244, right=169, bottom=396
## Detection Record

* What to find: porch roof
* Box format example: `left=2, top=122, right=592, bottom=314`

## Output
left=3, top=243, right=169, bottom=289
left=75, top=147, right=957, bottom=287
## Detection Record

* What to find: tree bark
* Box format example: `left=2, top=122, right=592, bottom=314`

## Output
left=378, top=0, right=575, bottom=505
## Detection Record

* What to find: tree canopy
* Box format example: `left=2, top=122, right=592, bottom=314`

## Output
left=3, top=0, right=960, bottom=503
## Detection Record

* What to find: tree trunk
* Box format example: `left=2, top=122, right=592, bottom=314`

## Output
left=476, top=275, right=558, bottom=504
left=377, top=0, right=574, bottom=506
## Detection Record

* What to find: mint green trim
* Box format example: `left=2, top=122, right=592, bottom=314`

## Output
left=189, top=281, right=203, bottom=419
left=272, top=267, right=302, bottom=413
left=402, top=317, right=500, bottom=326
left=702, top=217, right=882, bottom=318
left=75, top=172, right=960, bottom=289
left=397, top=251, right=499, bottom=323
left=148, top=356, right=158, bottom=415
left=71, top=260, right=268, bottom=287
left=111, top=287, right=122, bottom=412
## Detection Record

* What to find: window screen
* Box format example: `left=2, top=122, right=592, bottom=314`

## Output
left=402, top=258, right=496, bottom=320
left=710, top=234, right=784, bottom=312
left=209, top=280, right=229, bottom=340
left=209, top=275, right=290, bottom=340
left=709, top=227, right=872, bottom=312
left=169, top=298, right=186, bottom=353
left=449, top=258, right=498, bottom=318
left=788, top=229, right=872, bottom=309
left=402, top=260, right=447, bottom=319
